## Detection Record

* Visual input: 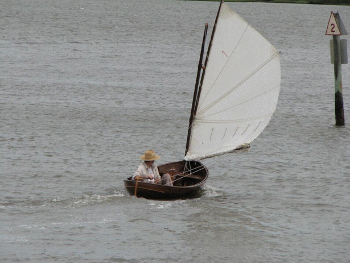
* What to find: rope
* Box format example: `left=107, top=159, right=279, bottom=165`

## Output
left=167, top=151, right=238, bottom=185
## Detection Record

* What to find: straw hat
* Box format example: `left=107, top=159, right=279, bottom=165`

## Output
left=140, top=150, right=160, bottom=161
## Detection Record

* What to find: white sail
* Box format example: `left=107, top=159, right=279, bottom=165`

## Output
left=185, top=3, right=281, bottom=161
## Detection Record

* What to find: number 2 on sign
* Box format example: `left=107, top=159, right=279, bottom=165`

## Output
left=331, top=23, right=336, bottom=33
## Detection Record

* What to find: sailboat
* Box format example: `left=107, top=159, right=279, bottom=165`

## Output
left=124, top=0, right=281, bottom=199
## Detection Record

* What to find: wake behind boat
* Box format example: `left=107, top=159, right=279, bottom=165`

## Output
left=124, top=0, right=281, bottom=199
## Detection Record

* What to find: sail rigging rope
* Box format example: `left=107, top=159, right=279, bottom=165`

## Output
left=167, top=147, right=248, bottom=185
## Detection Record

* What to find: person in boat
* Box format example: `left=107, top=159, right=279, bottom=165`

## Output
left=133, top=150, right=173, bottom=186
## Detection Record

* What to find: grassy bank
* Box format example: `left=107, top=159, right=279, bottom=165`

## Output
left=190, top=0, right=350, bottom=5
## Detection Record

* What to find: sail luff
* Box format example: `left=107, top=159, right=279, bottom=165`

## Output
left=185, top=23, right=208, bottom=156
left=194, top=0, right=224, bottom=118
left=185, top=0, right=224, bottom=156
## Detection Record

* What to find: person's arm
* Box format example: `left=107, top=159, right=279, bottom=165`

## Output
left=134, top=174, right=153, bottom=181
left=153, top=165, right=161, bottom=183
left=133, top=164, right=153, bottom=181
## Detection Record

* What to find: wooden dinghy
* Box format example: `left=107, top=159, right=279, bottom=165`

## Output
left=124, top=160, right=208, bottom=199
left=124, top=1, right=281, bottom=199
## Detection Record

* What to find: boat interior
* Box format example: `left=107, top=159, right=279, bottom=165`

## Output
left=158, top=160, right=207, bottom=187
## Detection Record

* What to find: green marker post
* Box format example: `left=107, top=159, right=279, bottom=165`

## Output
left=333, top=33, right=345, bottom=125
left=326, top=12, right=348, bottom=126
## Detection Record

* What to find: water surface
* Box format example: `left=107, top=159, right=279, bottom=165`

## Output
left=1, top=0, right=350, bottom=262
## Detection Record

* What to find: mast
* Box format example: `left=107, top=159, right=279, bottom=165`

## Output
left=185, top=23, right=208, bottom=156
left=185, top=0, right=224, bottom=156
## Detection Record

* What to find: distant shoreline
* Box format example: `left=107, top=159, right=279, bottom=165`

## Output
left=187, top=0, right=350, bottom=6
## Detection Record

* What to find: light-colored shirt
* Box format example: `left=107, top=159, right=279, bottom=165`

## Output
left=133, top=162, right=160, bottom=183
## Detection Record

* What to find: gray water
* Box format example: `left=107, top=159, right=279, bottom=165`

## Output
left=1, top=0, right=350, bottom=262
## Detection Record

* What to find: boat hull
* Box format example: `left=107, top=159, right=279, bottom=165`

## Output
left=124, top=160, right=208, bottom=199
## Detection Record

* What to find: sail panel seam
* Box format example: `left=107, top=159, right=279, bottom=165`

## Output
left=198, top=83, right=280, bottom=118
left=197, top=50, right=280, bottom=116
left=195, top=112, right=274, bottom=123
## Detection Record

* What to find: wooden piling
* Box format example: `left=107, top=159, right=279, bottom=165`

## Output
left=333, top=33, right=345, bottom=126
